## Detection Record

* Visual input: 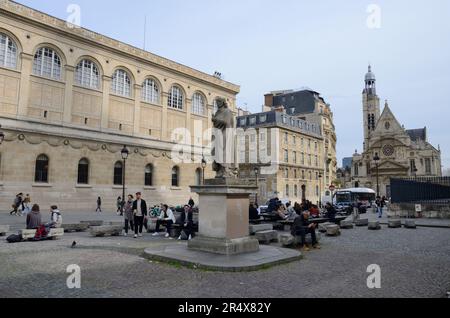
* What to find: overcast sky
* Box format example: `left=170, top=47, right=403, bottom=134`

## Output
left=16, top=0, right=450, bottom=170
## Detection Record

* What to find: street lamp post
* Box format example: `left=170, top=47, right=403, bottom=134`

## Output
left=201, top=156, right=207, bottom=185
left=254, top=166, right=259, bottom=205
left=319, top=174, right=323, bottom=208
left=373, top=153, right=380, bottom=197
left=121, top=145, right=129, bottom=213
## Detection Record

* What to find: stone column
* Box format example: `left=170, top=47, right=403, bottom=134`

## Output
left=17, top=53, right=34, bottom=119
left=100, top=75, right=111, bottom=130
left=133, top=84, right=142, bottom=135
left=161, top=92, right=168, bottom=141
left=63, top=65, right=75, bottom=124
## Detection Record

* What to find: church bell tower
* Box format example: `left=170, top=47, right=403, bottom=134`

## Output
left=362, top=65, right=381, bottom=151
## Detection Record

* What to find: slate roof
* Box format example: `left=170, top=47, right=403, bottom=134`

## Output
left=271, top=90, right=321, bottom=115
left=406, top=128, right=427, bottom=142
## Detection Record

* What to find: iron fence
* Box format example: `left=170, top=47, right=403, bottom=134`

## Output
left=390, top=177, right=450, bottom=204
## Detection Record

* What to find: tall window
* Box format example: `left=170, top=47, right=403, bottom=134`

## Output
left=172, top=166, right=180, bottom=187
left=142, top=78, right=159, bottom=104
left=192, top=92, right=205, bottom=115
left=111, top=69, right=131, bottom=97
left=195, top=168, right=202, bottom=186
left=168, top=86, right=183, bottom=110
left=425, top=158, right=432, bottom=175
left=0, top=33, right=17, bottom=69
left=284, top=149, right=289, bottom=163
left=33, top=47, right=62, bottom=80
left=114, top=161, right=123, bottom=185
left=294, top=185, right=298, bottom=197
left=285, top=184, right=290, bottom=197
left=75, top=59, right=100, bottom=89
left=35, top=154, right=49, bottom=183
left=145, top=164, right=153, bottom=186
left=77, top=158, right=89, bottom=184
left=354, top=164, right=359, bottom=176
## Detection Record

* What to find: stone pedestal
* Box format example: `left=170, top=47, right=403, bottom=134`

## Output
left=188, top=179, right=260, bottom=255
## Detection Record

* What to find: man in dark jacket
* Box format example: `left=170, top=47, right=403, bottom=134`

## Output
left=325, top=202, right=337, bottom=221
left=291, top=209, right=320, bottom=251
left=178, top=205, right=194, bottom=240
left=132, top=192, right=148, bottom=238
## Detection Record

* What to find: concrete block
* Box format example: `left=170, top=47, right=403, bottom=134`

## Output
left=62, top=223, right=89, bottom=233
left=405, top=220, right=417, bottom=229
left=279, top=234, right=295, bottom=247
left=249, top=224, right=274, bottom=235
left=319, top=222, right=334, bottom=233
left=340, top=220, right=354, bottom=229
left=326, top=225, right=340, bottom=237
left=355, top=219, right=369, bottom=227
left=90, top=225, right=123, bottom=237
left=388, top=219, right=402, bottom=228
left=80, top=220, right=103, bottom=227
left=255, top=230, right=279, bottom=244
left=368, top=221, right=381, bottom=230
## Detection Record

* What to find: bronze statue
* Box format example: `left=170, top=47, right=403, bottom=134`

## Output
left=211, top=98, right=237, bottom=179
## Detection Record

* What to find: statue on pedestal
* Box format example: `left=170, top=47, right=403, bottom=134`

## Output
left=211, top=98, right=237, bottom=179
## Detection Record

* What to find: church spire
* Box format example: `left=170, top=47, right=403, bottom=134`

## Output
left=364, top=64, right=376, bottom=95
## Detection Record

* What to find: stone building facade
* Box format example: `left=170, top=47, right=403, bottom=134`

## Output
left=264, top=89, right=337, bottom=198
left=0, top=0, right=240, bottom=211
left=236, top=109, right=324, bottom=205
left=351, top=66, right=442, bottom=197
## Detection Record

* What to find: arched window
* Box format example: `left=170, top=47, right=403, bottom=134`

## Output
left=75, top=59, right=100, bottom=89
left=195, top=168, right=202, bottom=186
left=111, top=69, right=131, bottom=97
left=35, top=154, right=49, bottom=183
left=77, top=158, right=89, bottom=184
left=168, top=86, right=183, bottom=110
left=192, top=92, right=205, bottom=115
left=171, top=166, right=180, bottom=187
left=145, top=164, right=153, bottom=186
left=113, top=161, right=123, bottom=185
left=141, top=78, right=159, bottom=104
left=33, top=47, right=61, bottom=80
left=0, top=33, right=17, bottom=69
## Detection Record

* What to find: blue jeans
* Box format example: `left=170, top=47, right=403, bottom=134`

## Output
left=378, top=207, right=383, bottom=218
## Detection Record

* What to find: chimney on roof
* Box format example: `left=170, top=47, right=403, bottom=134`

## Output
left=264, top=93, right=274, bottom=108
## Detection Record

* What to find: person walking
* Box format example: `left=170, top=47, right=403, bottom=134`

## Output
left=116, top=197, right=122, bottom=215
left=377, top=196, right=386, bottom=218
left=132, top=192, right=147, bottom=238
left=123, top=194, right=134, bottom=236
left=10, top=193, right=22, bottom=216
left=96, top=197, right=102, bottom=213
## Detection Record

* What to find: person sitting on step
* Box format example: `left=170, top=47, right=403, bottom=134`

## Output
left=153, top=204, right=176, bottom=238
left=291, top=209, right=320, bottom=252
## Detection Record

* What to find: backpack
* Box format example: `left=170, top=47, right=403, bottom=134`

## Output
left=34, top=225, right=48, bottom=241
left=7, top=234, right=23, bottom=243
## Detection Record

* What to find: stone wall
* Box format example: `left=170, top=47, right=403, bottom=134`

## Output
left=389, top=203, right=450, bottom=219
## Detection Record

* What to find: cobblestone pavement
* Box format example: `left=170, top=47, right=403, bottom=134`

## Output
left=1, top=210, right=450, bottom=298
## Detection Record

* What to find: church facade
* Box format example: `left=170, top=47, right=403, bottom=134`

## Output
left=351, top=66, right=442, bottom=197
